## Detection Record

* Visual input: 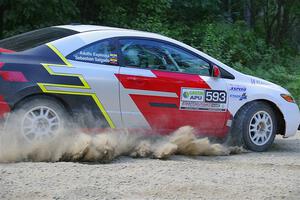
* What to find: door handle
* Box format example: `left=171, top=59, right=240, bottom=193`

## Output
left=126, top=77, right=138, bottom=81
left=126, top=77, right=147, bottom=85
left=175, top=80, right=184, bottom=84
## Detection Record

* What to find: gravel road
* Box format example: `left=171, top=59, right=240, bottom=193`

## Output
left=1, top=132, right=300, bottom=200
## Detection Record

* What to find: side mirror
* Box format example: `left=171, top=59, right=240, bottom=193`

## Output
left=212, top=65, right=221, bottom=78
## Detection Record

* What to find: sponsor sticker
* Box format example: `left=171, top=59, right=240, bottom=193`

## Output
left=250, top=78, right=269, bottom=85
left=229, top=85, right=246, bottom=92
left=181, top=88, right=205, bottom=102
left=229, top=93, right=247, bottom=101
left=180, top=88, right=227, bottom=112
left=229, top=84, right=247, bottom=101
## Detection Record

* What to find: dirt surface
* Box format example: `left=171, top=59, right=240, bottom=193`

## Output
left=0, top=132, right=300, bottom=200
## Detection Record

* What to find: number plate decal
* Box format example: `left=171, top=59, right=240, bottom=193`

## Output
left=205, top=90, right=227, bottom=103
left=180, top=88, right=227, bottom=112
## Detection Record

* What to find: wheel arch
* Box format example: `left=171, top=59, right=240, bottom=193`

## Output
left=235, top=99, right=285, bottom=136
left=11, top=93, right=73, bottom=117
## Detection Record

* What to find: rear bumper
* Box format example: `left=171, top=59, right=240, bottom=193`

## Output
left=0, top=95, right=10, bottom=119
left=0, top=119, right=5, bottom=132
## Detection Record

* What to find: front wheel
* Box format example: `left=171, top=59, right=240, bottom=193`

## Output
left=229, top=102, right=277, bottom=152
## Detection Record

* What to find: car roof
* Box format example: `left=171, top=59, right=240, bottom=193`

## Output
left=54, top=25, right=128, bottom=33
left=52, top=25, right=240, bottom=76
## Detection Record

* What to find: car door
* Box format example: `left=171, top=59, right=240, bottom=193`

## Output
left=64, top=38, right=122, bottom=128
left=116, top=38, right=230, bottom=136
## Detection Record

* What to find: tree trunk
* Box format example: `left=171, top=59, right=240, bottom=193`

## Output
left=275, top=0, right=292, bottom=47
left=264, top=0, right=272, bottom=45
left=244, top=0, right=252, bottom=27
left=0, top=5, right=4, bottom=39
left=223, top=0, right=233, bottom=22
left=250, top=0, right=256, bottom=28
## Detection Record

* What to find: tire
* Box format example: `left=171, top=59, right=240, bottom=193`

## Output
left=7, top=96, right=68, bottom=142
left=229, top=101, right=277, bottom=152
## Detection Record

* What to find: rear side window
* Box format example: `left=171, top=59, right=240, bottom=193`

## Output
left=0, top=27, right=77, bottom=51
left=67, top=39, right=118, bottom=66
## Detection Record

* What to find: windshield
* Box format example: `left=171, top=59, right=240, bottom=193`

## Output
left=0, top=27, right=78, bottom=52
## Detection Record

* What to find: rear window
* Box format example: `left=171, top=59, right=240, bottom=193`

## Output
left=0, top=27, right=78, bottom=52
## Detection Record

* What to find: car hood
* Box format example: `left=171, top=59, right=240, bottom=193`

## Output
left=245, top=74, right=290, bottom=94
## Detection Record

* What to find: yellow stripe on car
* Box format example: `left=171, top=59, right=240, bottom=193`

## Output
left=46, top=44, right=72, bottom=67
left=37, top=43, right=116, bottom=128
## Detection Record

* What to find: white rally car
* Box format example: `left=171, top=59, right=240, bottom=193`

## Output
left=0, top=25, right=299, bottom=151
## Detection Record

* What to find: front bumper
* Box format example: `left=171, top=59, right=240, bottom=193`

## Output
left=281, top=102, right=300, bottom=137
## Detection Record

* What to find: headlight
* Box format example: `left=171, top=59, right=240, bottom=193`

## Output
left=280, top=94, right=295, bottom=103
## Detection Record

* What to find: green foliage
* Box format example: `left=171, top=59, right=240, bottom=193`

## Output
left=0, top=0, right=299, bottom=103
left=199, top=21, right=300, bottom=103
left=1, top=0, right=78, bottom=37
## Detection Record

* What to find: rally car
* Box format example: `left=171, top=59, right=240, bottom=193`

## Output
left=0, top=25, right=299, bottom=151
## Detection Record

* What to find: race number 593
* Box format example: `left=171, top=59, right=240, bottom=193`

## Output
left=205, top=90, right=227, bottom=103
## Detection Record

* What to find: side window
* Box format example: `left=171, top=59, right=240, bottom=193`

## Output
left=67, top=40, right=118, bottom=66
left=119, top=39, right=211, bottom=76
left=163, top=45, right=211, bottom=76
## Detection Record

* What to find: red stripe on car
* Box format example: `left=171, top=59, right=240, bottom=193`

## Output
left=130, top=94, right=230, bottom=137
left=116, top=70, right=211, bottom=96
left=116, top=70, right=230, bottom=137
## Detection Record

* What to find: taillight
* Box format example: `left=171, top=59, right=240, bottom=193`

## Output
left=0, top=71, right=28, bottom=82
left=0, top=62, right=28, bottom=82
left=0, top=48, right=14, bottom=53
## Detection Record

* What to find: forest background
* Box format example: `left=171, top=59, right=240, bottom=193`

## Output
left=1, top=0, right=299, bottom=102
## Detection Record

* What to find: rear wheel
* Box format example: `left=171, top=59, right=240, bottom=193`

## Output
left=229, top=101, right=277, bottom=152
left=10, top=97, right=68, bottom=142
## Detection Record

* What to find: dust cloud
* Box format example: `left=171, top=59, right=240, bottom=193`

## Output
left=0, top=113, right=244, bottom=163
